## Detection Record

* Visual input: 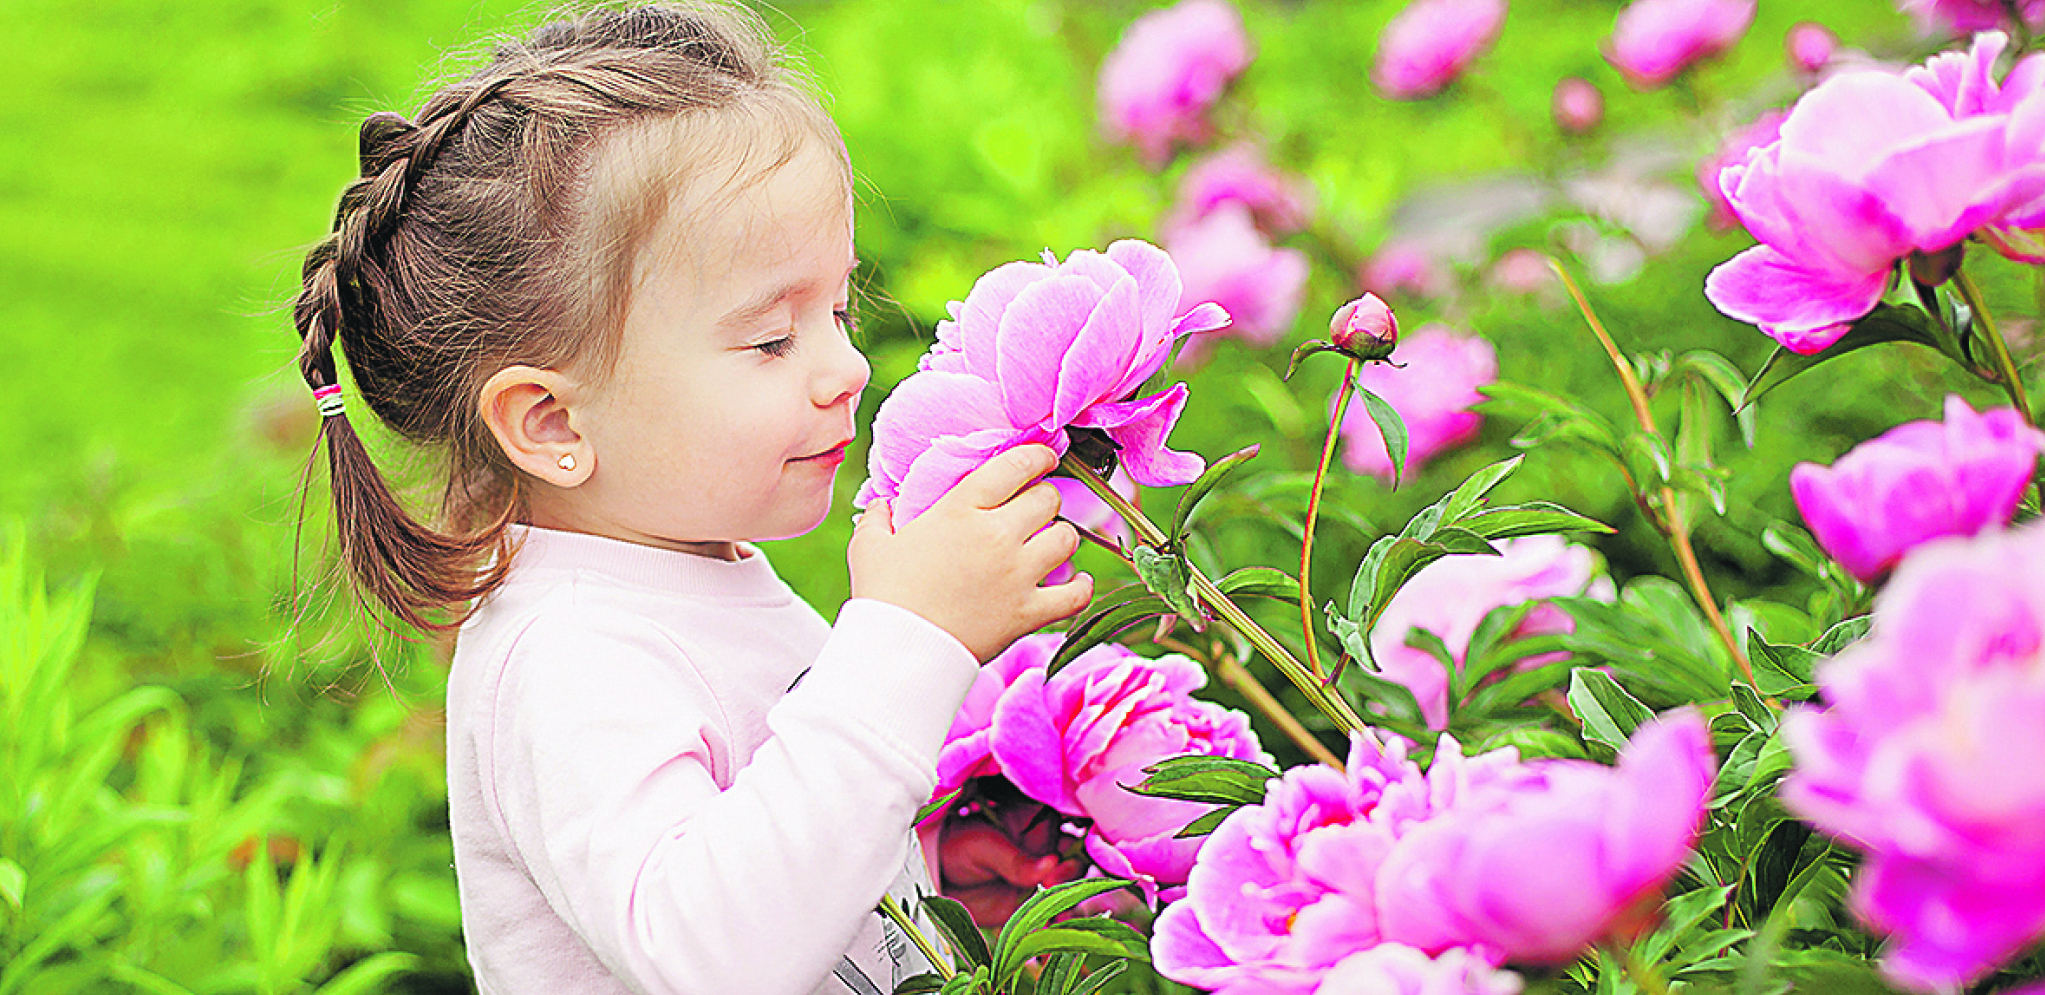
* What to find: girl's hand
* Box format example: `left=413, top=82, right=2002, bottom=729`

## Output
left=849, top=445, right=1092, bottom=662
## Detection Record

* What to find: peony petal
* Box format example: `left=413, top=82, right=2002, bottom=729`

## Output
left=1073, top=382, right=1206, bottom=486
left=994, top=274, right=1103, bottom=428
left=1857, top=114, right=2020, bottom=252
left=864, top=371, right=1013, bottom=498
left=1053, top=274, right=1147, bottom=426
left=895, top=426, right=1041, bottom=524
left=990, top=669, right=1083, bottom=814
left=948, top=260, right=1052, bottom=379
left=1703, top=244, right=1889, bottom=354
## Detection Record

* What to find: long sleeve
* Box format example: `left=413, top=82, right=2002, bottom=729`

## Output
left=489, top=597, right=977, bottom=995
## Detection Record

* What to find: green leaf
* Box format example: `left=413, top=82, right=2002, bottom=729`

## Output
left=914, top=789, right=962, bottom=827
left=1730, top=681, right=1776, bottom=733
left=991, top=879, right=1138, bottom=980
left=1283, top=338, right=1341, bottom=380
left=1440, top=456, right=1524, bottom=524
left=1811, top=615, right=1873, bottom=656
left=1132, top=547, right=1203, bottom=632
left=1172, top=444, right=1260, bottom=540
left=1674, top=350, right=1757, bottom=448
left=1566, top=669, right=1655, bottom=753
left=1474, top=723, right=1588, bottom=760
left=1173, top=806, right=1235, bottom=839
left=312, top=953, right=419, bottom=995
left=1634, top=885, right=1734, bottom=964
left=1747, top=631, right=1819, bottom=701
left=1129, top=755, right=1278, bottom=806
left=0, top=857, right=22, bottom=911
left=1008, top=917, right=1150, bottom=966
left=1214, top=565, right=1301, bottom=603
left=893, top=973, right=947, bottom=995
left=1456, top=503, right=1615, bottom=540
left=1624, top=430, right=1675, bottom=485
left=921, top=893, right=991, bottom=970
left=1049, top=596, right=1169, bottom=675
left=1354, top=386, right=1409, bottom=487
left=1739, top=303, right=1941, bottom=410
left=1063, top=960, right=1129, bottom=995
left=938, top=970, right=983, bottom=995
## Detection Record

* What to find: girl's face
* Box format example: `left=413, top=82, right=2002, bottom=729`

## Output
left=548, top=134, right=869, bottom=558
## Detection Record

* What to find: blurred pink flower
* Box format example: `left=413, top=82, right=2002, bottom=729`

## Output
left=1704, top=34, right=2045, bottom=354
left=1369, top=536, right=1599, bottom=729
left=1899, top=0, right=2045, bottom=36
left=1168, top=202, right=1311, bottom=351
left=1605, top=0, right=1754, bottom=89
left=1551, top=76, right=1604, bottom=134
left=1166, top=145, right=1314, bottom=237
left=1696, top=109, right=1784, bottom=231
left=1790, top=395, right=2045, bottom=582
left=1338, top=326, right=1496, bottom=480
left=1099, top=0, right=1253, bottom=166
left=1316, top=945, right=1522, bottom=995
left=1330, top=294, right=1398, bottom=353
left=993, top=644, right=1265, bottom=899
left=1361, top=240, right=1454, bottom=300
left=1782, top=521, right=2045, bottom=990
left=1372, top=0, right=1509, bottom=100
left=1374, top=712, right=1715, bottom=963
left=1786, top=21, right=1837, bottom=75
left=859, top=240, right=1227, bottom=522
left=1487, top=247, right=1555, bottom=294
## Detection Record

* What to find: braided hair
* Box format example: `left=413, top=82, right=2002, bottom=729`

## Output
left=291, top=2, right=842, bottom=633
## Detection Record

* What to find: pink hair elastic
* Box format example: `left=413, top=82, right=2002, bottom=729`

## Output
left=312, top=384, right=346, bottom=418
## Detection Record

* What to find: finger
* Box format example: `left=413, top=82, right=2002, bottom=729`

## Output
left=1025, top=571, right=1094, bottom=629
left=1020, top=520, right=1082, bottom=580
left=994, top=481, right=1063, bottom=537
left=945, top=444, right=1058, bottom=511
left=853, top=499, right=895, bottom=537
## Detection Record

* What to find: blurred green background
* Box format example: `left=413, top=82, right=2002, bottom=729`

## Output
left=1, top=0, right=2028, bottom=990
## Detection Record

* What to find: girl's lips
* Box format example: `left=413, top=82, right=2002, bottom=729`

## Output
left=793, top=440, right=852, bottom=463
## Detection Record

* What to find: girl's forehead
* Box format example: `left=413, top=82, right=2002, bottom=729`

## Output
left=651, top=137, right=853, bottom=286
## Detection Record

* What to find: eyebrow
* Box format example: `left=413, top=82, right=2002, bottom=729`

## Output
left=717, top=258, right=860, bottom=331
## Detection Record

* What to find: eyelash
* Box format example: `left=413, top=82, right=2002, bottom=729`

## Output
left=751, top=311, right=853, bottom=358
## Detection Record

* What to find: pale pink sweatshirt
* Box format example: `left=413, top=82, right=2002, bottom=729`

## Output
left=447, top=526, right=978, bottom=995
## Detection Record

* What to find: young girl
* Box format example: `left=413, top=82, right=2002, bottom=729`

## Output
left=289, top=5, right=1093, bottom=993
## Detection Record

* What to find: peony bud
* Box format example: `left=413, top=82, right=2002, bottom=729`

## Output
left=1785, top=21, right=1835, bottom=74
left=1331, top=293, right=1399, bottom=354
left=1551, top=77, right=1604, bottom=134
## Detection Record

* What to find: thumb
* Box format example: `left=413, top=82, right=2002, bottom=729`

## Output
left=852, top=499, right=895, bottom=541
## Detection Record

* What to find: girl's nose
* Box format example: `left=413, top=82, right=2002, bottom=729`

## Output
left=813, top=322, right=871, bottom=407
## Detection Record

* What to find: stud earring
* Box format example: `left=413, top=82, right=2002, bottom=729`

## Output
left=558, top=453, right=577, bottom=472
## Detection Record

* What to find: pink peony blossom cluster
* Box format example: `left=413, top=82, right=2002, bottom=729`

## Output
left=1098, top=0, right=1253, bottom=166
left=1551, top=77, right=1604, bottom=134
left=1371, top=0, right=1508, bottom=100
left=1785, top=22, right=1837, bottom=75
left=1705, top=33, right=2045, bottom=354
left=1605, top=0, right=1754, bottom=89
left=1361, top=240, right=1455, bottom=301
left=1154, top=714, right=1714, bottom=992
left=858, top=240, right=1226, bottom=523
left=1164, top=148, right=1313, bottom=356
left=1165, top=145, right=1314, bottom=238
left=933, top=634, right=1267, bottom=903
left=1783, top=521, right=2045, bottom=990
left=1369, top=536, right=1600, bottom=729
left=1790, top=395, right=2045, bottom=581
left=1338, top=326, right=1497, bottom=480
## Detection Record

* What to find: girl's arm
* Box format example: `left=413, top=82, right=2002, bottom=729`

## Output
left=488, top=598, right=977, bottom=995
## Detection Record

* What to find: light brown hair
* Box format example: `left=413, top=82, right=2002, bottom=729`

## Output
left=291, top=2, right=842, bottom=633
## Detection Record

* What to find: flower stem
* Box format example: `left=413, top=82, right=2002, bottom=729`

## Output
left=878, top=895, right=953, bottom=980
left=1060, top=454, right=1368, bottom=743
left=1161, top=634, right=1346, bottom=770
left=1618, top=945, right=1674, bottom=995
left=1299, top=358, right=1362, bottom=683
left=1954, top=268, right=2035, bottom=427
left=1550, top=258, right=1756, bottom=689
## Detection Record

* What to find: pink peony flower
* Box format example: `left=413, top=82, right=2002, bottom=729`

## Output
left=1786, top=22, right=1837, bottom=75
left=1696, top=109, right=1784, bottom=231
left=1487, top=247, right=1556, bottom=295
left=1368, top=536, right=1599, bottom=730
left=1153, top=718, right=1709, bottom=991
left=934, top=636, right=1063, bottom=804
left=1098, top=0, right=1253, bottom=166
left=1168, top=202, right=1312, bottom=351
left=1338, top=326, right=1496, bottom=480
left=1782, top=522, right=2045, bottom=990
left=1790, top=395, right=2045, bottom=582
left=859, top=240, right=1228, bottom=522
left=1605, top=0, right=1754, bottom=89
left=1899, top=0, right=2045, bottom=36
left=1704, top=33, right=2045, bottom=354
left=1372, top=0, right=1509, bottom=100
left=1361, top=240, right=1454, bottom=300
left=1166, top=145, right=1314, bottom=238
left=992, top=644, right=1266, bottom=899
left=1316, top=945, right=1523, bottom=995
left=1374, top=712, right=1716, bottom=963
left=1551, top=77, right=1604, bottom=134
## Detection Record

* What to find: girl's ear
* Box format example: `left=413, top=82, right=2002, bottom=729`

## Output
left=478, top=365, right=592, bottom=487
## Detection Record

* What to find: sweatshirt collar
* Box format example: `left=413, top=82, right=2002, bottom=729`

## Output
left=504, top=525, right=793, bottom=604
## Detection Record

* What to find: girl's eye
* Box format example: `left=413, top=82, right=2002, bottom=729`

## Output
left=752, top=336, right=796, bottom=358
